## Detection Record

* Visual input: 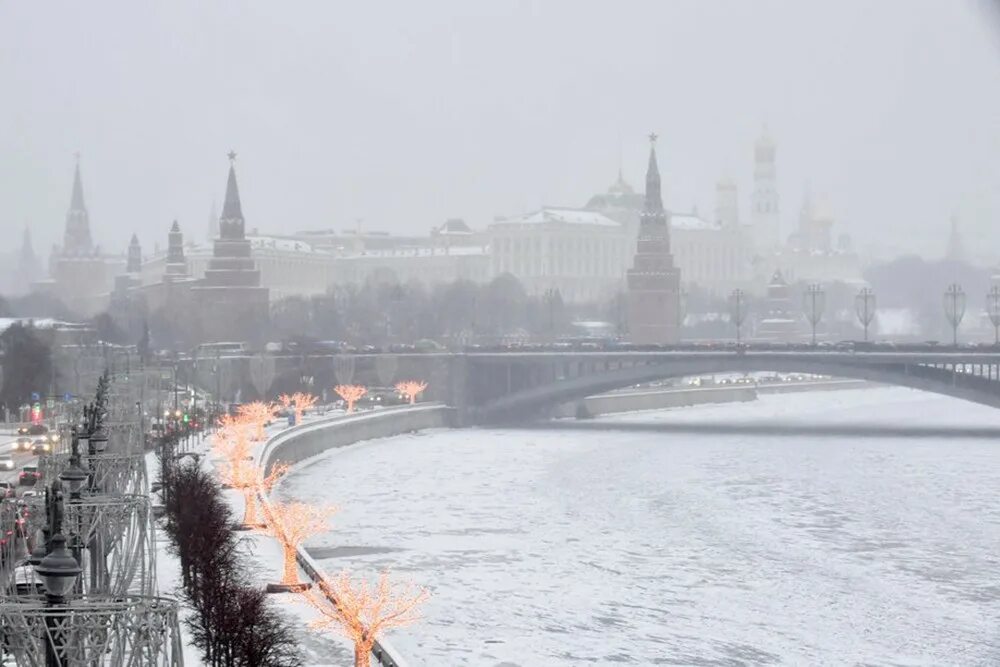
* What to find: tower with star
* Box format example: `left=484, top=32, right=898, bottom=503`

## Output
left=625, top=133, right=682, bottom=343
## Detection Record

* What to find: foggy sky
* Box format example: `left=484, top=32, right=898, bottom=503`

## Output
left=1, top=1, right=998, bottom=262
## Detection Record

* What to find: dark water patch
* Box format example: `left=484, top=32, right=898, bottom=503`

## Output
left=307, top=545, right=402, bottom=559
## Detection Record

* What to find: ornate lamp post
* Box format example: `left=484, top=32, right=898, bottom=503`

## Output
left=943, top=283, right=966, bottom=347
left=987, top=286, right=1000, bottom=346
left=35, top=532, right=81, bottom=667
left=728, top=288, right=749, bottom=345
left=855, top=287, right=876, bottom=342
left=802, top=283, right=825, bottom=346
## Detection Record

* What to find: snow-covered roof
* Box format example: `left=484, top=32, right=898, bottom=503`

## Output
left=340, top=245, right=488, bottom=259
left=246, top=235, right=327, bottom=254
left=670, top=213, right=719, bottom=231
left=494, top=207, right=621, bottom=228
left=436, top=218, right=473, bottom=235
left=0, top=318, right=63, bottom=334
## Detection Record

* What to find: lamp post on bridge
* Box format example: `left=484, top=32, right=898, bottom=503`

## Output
left=802, top=283, right=825, bottom=346
left=728, top=288, right=749, bottom=345
left=855, top=287, right=876, bottom=342
left=943, top=283, right=966, bottom=347
left=987, top=286, right=1000, bottom=346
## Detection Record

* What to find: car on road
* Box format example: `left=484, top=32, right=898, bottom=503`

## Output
left=12, top=436, right=32, bottom=452
left=0, top=454, right=14, bottom=471
left=31, top=439, right=51, bottom=455
left=26, top=424, right=48, bottom=436
left=0, top=482, right=14, bottom=498
left=18, top=466, right=40, bottom=486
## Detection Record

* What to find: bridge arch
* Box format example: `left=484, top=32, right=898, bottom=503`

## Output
left=473, top=356, right=1000, bottom=424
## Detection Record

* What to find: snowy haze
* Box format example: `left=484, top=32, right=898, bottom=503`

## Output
left=1, top=1, right=999, bottom=260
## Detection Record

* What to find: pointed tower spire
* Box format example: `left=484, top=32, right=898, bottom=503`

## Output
left=946, top=214, right=965, bottom=263
left=71, top=156, right=86, bottom=211
left=63, top=154, right=94, bottom=255
left=219, top=151, right=245, bottom=241
left=626, top=132, right=681, bottom=345
left=17, top=225, right=40, bottom=290
left=126, top=233, right=142, bottom=273
left=644, top=133, right=664, bottom=214
left=166, top=219, right=188, bottom=280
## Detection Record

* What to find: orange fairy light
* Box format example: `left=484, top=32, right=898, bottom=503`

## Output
left=238, top=401, right=278, bottom=441
left=264, top=501, right=336, bottom=592
left=334, top=385, right=367, bottom=414
left=278, top=392, right=318, bottom=424
left=220, top=458, right=288, bottom=528
left=393, top=380, right=428, bottom=405
left=302, top=570, right=428, bottom=667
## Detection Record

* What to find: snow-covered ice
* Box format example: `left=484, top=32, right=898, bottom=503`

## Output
left=274, top=387, right=1000, bottom=666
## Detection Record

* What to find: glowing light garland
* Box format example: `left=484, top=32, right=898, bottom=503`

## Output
left=278, top=391, right=318, bottom=424
left=266, top=501, right=337, bottom=586
left=394, top=380, right=428, bottom=405
left=334, top=385, right=367, bottom=414
left=302, top=570, right=428, bottom=667
left=237, top=400, right=278, bottom=441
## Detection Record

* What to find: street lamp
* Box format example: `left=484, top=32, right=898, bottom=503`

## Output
left=987, top=286, right=1000, bottom=346
left=728, top=288, right=749, bottom=345
left=90, top=427, right=108, bottom=453
left=35, top=531, right=81, bottom=667
left=943, top=283, right=966, bottom=347
left=34, top=533, right=81, bottom=602
left=802, top=283, right=826, bottom=346
left=58, top=462, right=88, bottom=497
left=855, top=287, right=876, bottom=342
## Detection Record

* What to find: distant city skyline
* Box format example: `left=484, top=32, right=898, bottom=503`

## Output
left=1, top=1, right=998, bottom=264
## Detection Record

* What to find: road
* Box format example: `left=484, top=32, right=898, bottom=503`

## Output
left=0, top=435, right=41, bottom=493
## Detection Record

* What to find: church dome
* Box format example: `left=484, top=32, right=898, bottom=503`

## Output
left=607, top=170, right=635, bottom=195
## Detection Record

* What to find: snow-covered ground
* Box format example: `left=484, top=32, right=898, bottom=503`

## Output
left=274, top=387, right=1000, bottom=666
left=149, top=414, right=357, bottom=666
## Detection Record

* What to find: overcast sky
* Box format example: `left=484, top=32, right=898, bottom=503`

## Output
left=1, top=1, right=998, bottom=262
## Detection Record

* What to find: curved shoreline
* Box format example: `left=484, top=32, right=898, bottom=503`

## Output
left=256, top=405, right=454, bottom=667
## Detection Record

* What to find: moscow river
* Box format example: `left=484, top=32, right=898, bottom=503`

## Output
left=275, top=387, right=1000, bottom=666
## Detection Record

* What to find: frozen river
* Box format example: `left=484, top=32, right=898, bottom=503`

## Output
left=275, top=388, right=1000, bottom=666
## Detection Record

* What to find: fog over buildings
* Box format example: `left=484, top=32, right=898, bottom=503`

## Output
left=1, top=0, right=998, bottom=264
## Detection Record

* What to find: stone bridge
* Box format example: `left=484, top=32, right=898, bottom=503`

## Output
left=194, top=349, right=1000, bottom=425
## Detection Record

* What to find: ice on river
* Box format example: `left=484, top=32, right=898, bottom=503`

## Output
left=275, top=388, right=1000, bottom=666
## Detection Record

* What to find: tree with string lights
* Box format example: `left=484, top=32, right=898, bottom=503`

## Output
left=264, top=501, right=337, bottom=593
left=394, top=380, right=428, bottom=405
left=238, top=401, right=278, bottom=441
left=278, top=392, right=318, bottom=425
left=334, top=385, right=367, bottom=414
left=213, top=414, right=252, bottom=467
left=219, top=457, right=289, bottom=529
left=302, top=571, right=428, bottom=667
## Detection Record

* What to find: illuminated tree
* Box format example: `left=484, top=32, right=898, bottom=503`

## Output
left=265, top=501, right=337, bottom=591
left=220, top=459, right=288, bottom=528
left=334, top=385, right=367, bottom=414
left=303, top=571, right=428, bottom=667
left=278, top=392, right=318, bottom=424
left=238, top=401, right=278, bottom=441
left=212, top=414, right=253, bottom=473
left=394, top=380, right=428, bottom=405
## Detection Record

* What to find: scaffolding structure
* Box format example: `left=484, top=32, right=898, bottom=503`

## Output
left=0, top=370, right=181, bottom=666
left=0, top=595, right=182, bottom=666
